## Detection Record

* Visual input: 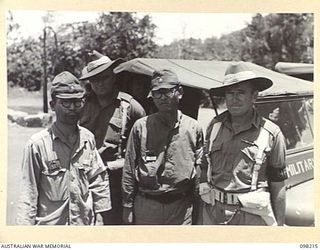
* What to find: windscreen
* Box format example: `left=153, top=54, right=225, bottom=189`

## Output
left=256, top=97, right=314, bottom=150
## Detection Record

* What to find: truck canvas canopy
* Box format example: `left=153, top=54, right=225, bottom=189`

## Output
left=114, top=58, right=313, bottom=96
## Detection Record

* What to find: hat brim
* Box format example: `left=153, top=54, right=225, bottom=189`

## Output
left=55, top=92, right=85, bottom=99
left=147, top=83, right=178, bottom=98
left=210, top=77, right=273, bottom=97
left=79, top=58, right=124, bottom=80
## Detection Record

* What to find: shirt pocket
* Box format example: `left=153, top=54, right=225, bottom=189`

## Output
left=41, top=164, right=67, bottom=201
left=208, top=143, right=224, bottom=173
left=105, top=116, right=122, bottom=145
left=240, top=145, right=269, bottom=182
left=73, top=156, right=93, bottom=197
left=238, top=146, right=258, bottom=183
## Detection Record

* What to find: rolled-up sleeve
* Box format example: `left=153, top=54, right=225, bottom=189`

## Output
left=16, top=141, right=41, bottom=225
left=88, top=147, right=112, bottom=213
left=122, top=122, right=140, bottom=208
left=267, top=127, right=288, bottom=182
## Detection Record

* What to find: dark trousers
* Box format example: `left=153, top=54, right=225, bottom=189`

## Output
left=102, top=169, right=123, bottom=225
left=133, top=193, right=193, bottom=225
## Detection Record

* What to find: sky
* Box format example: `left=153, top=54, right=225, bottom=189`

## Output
left=8, top=10, right=256, bottom=45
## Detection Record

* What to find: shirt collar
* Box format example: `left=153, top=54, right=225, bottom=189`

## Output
left=155, top=110, right=183, bottom=129
left=222, top=108, right=261, bottom=131
left=51, top=122, right=87, bottom=146
left=88, top=89, right=121, bottom=107
left=51, top=122, right=68, bottom=141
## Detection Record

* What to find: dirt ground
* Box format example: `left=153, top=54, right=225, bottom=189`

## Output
left=7, top=123, right=43, bottom=224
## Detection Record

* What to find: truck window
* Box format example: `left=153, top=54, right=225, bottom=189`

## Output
left=256, top=97, right=313, bottom=150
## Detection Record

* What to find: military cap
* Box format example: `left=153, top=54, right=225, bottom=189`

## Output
left=147, top=69, right=180, bottom=97
left=51, top=71, right=85, bottom=99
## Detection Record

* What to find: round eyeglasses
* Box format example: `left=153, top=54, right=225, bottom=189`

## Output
left=57, top=99, right=84, bottom=109
left=151, top=87, right=177, bottom=99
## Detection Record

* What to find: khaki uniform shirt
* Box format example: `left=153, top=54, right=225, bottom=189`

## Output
left=122, top=111, right=203, bottom=208
left=16, top=123, right=111, bottom=225
left=80, top=91, right=146, bottom=162
left=202, top=109, right=286, bottom=191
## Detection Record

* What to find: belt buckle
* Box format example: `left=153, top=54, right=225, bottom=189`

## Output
left=223, top=191, right=228, bottom=204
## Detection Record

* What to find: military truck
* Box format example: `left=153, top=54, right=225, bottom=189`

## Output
left=114, top=58, right=314, bottom=226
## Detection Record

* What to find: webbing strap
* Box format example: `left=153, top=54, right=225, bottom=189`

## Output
left=251, top=124, right=271, bottom=191
left=206, top=122, right=222, bottom=183
left=118, top=100, right=130, bottom=158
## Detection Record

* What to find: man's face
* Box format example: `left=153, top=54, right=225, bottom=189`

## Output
left=151, top=86, right=182, bottom=112
left=225, top=81, right=258, bottom=117
left=51, top=98, right=84, bottom=125
left=89, top=68, right=116, bottom=96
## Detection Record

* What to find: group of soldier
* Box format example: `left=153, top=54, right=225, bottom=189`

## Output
left=16, top=51, right=288, bottom=226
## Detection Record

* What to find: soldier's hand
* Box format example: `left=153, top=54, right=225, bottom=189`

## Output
left=107, top=158, right=125, bottom=171
left=94, top=212, right=104, bottom=226
left=122, top=207, right=133, bottom=225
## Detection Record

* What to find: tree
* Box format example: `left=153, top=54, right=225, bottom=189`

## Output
left=241, top=13, right=313, bottom=68
left=7, top=12, right=158, bottom=91
left=46, top=12, right=158, bottom=77
left=6, top=11, right=21, bottom=46
left=157, top=13, right=313, bottom=69
left=155, top=13, right=313, bottom=108
left=7, top=38, right=43, bottom=90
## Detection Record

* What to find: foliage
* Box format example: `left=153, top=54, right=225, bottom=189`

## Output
left=7, top=12, right=313, bottom=93
left=241, top=13, right=313, bottom=69
left=7, top=38, right=43, bottom=90
left=7, top=12, right=158, bottom=90
left=156, top=13, right=314, bottom=69
left=155, top=13, right=313, bottom=108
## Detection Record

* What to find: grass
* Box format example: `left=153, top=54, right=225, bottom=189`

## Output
left=8, top=87, right=44, bottom=114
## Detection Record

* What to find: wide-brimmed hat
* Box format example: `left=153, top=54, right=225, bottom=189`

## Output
left=147, top=69, right=180, bottom=98
left=51, top=71, right=85, bottom=99
left=80, top=52, right=124, bottom=80
left=211, top=61, right=273, bottom=96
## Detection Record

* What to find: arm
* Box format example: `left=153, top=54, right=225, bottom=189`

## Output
left=194, top=124, right=204, bottom=194
left=130, top=98, right=146, bottom=121
left=199, top=120, right=214, bottom=184
left=122, top=123, right=140, bottom=224
left=269, top=180, right=286, bottom=226
left=267, top=128, right=288, bottom=226
left=88, top=146, right=112, bottom=218
left=192, top=125, right=204, bottom=224
left=16, top=141, right=40, bottom=225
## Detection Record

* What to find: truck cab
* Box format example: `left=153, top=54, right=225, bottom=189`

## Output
left=114, top=58, right=314, bottom=226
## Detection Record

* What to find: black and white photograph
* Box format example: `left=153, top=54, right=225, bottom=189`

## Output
left=3, top=4, right=317, bottom=245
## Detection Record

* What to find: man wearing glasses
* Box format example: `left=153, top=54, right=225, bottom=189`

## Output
left=16, top=71, right=111, bottom=225
left=122, top=69, right=203, bottom=225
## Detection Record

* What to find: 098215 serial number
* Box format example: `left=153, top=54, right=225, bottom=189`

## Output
left=300, top=244, right=318, bottom=248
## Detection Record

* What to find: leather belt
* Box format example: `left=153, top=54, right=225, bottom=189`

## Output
left=213, top=187, right=268, bottom=205
left=138, top=191, right=190, bottom=204
left=213, top=188, right=241, bottom=205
